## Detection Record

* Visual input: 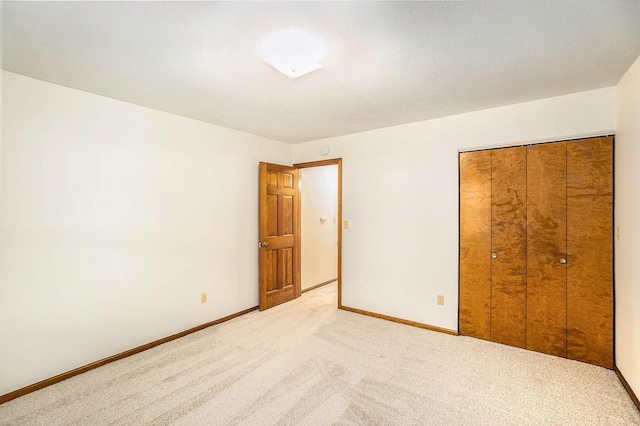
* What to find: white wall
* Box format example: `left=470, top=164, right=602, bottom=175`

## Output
left=615, top=56, right=640, bottom=397
left=293, top=87, right=616, bottom=332
left=301, top=165, right=338, bottom=290
left=0, top=71, right=291, bottom=395
left=0, top=68, right=626, bottom=398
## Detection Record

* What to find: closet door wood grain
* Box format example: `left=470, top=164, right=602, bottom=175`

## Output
left=491, top=147, right=527, bottom=348
left=566, top=137, right=614, bottom=368
left=526, top=142, right=567, bottom=358
left=459, top=151, right=492, bottom=340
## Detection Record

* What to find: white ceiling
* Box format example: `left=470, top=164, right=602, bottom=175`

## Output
left=3, top=1, right=639, bottom=143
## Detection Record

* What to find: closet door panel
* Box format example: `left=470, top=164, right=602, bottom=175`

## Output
left=526, top=142, right=567, bottom=358
left=566, top=137, right=613, bottom=368
left=491, top=147, right=527, bottom=348
left=459, top=151, right=492, bottom=340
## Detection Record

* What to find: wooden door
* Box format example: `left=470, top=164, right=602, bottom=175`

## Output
left=566, top=137, right=613, bottom=368
left=526, top=142, right=567, bottom=358
left=259, top=162, right=300, bottom=310
left=491, top=147, right=527, bottom=348
left=459, top=151, right=492, bottom=340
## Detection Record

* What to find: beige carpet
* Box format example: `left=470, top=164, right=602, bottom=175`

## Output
left=1, top=283, right=638, bottom=425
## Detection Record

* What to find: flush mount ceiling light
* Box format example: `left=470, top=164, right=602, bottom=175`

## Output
left=256, top=29, right=326, bottom=79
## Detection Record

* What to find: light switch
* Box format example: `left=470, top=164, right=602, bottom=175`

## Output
left=344, top=220, right=349, bottom=229
left=617, top=226, right=620, bottom=241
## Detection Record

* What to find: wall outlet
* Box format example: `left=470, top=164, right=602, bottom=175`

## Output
left=437, top=295, right=445, bottom=306
left=201, top=292, right=207, bottom=303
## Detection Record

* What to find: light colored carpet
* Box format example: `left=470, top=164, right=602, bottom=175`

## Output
left=1, top=283, right=638, bottom=425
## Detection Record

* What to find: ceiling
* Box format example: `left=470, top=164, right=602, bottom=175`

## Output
left=3, top=1, right=639, bottom=144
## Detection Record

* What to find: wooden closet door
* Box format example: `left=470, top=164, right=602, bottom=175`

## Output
left=566, top=137, right=613, bottom=368
left=491, top=147, right=527, bottom=348
left=459, top=151, right=492, bottom=340
left=526, top=142, right=567, bottom=357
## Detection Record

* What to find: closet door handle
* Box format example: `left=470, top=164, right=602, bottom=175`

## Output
left=491, top=253, right=498, bottom=259
left=559, top=258, right=566, bottom=264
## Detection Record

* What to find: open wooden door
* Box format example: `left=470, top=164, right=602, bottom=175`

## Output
left=259, top=162, right=301, bottom=310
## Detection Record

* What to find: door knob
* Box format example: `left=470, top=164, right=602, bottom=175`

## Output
left=559, top=258, right=566, bottom=264
left=491, top=253, right=498, bottom=259
left=261, top=242, right=268, bottom=248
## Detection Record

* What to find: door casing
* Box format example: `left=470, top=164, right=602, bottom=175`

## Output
left=259, top=158, right=343, bottom=309
left=294, top=159, right=343, bottom=308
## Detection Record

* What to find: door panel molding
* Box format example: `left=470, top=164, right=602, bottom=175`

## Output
left=259, top=162, right=300, bottom=310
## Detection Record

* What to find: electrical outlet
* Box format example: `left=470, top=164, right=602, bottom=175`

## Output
left=437, top=295, right=445, bottom=306
left=617, top=226, right=620, bottom=241
left=201, top=292, right=207, bottom=303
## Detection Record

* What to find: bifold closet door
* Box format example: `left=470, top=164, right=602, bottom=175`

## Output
left=490, top=147, right=527, bottom=348
left=526, top=142, right=567, bottom=358
left=567, top=137, right=613, bottom=368
left=459, top=150, right=492, bottom=340
left=460, top=137, right=613, bottom=368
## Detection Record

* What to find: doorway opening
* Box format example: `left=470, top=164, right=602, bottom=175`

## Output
left=295, top=159, right=342, bottom=307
